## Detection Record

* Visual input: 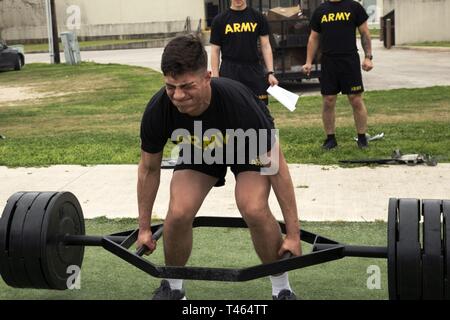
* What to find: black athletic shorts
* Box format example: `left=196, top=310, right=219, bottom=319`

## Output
left=174, top=163, right=263, bottom=187
left=173, top=136, right=275, bottom=187
left=319, top=53, right=364, bottom=95
left=219, top=59, right=269, bottom=105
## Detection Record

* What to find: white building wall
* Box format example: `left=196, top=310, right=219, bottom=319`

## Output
left=0, top=0, right=206, bottom=41
left=383, top=0, right=450, bottom=44
left=383, top=0, right=395, bottom=14
left=395, top=0, right=450, bottom=44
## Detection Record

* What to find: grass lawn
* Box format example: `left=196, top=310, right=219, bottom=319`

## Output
left=369, top=28, right=380, bottom=37
left=405, top=41, right=450, bottom=48
left=0, top=218, right=388, bottom=300
left=22, top=39, right=155, bottom=53
left=0, top=63, right=449, bottom=167
left=356, top=28, right=379, bottom=38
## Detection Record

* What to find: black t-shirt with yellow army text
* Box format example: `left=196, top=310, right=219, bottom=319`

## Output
left=210, top=7, right=269, bottom=64
left=310, top=0, right=368, bottom=55
left=140, top=78, right=275, bottom=164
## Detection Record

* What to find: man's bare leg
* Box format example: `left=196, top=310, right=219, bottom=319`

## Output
left=235, top=171, right=282, bottom=263
left=347, top=93, right=368, bottom=135
left=163, top=170, right=218, bottom=266
left=235, top=171, right=296, bottom=299
left=322, top=95, right=338, bottom=135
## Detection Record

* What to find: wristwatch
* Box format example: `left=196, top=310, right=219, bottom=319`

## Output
left=267, top=71, right=275, bottom=77
left=365, top=54, right=373, bottom=60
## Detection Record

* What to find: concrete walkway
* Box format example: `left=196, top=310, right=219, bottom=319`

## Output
left=1, top=164, right=449, bottom=222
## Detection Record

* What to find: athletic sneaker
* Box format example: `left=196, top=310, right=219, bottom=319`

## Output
left=322, top=137, right=338, bottom=150
left=357, top=136, right=368, bottom=149
left=272, top=289, right=297, bottom=300
left=151, top=280, right=186, bottom=300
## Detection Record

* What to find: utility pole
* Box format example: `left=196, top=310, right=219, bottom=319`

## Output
left=45, top=0, right=60, bottom=64
left=50, top=0, right=61, bottom=63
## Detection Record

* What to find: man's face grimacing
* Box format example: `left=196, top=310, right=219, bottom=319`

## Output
left=164, top=70, right=212, bottom=117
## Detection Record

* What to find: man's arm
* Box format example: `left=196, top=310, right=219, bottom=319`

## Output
left=260, top=35, right=278, bottom=86
left=265, top=143, right=301, bottom=256
left=137, top=150, right=163, bottom=253
left=358, top=21, right=373, bottom=72
left=211, top=44, right=221, bottom=78
left=303, top=30, right=320, bottom=76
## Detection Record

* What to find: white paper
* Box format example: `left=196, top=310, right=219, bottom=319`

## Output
left=267, top=85, right=299, bottom=112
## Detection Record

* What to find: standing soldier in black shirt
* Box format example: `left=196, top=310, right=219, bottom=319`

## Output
left=137, top=35, right=301, bottom=300
left=210, top=0, right=278, bottom=105
left=303, top=0, right=373, bottom=149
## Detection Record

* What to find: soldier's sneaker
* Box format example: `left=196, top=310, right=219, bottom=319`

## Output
left=151, top=280, right=186, bottom=300
left=272, top=289, right=297, bottom=300
left=322, top=137, right=338, bottom=150
left=357, top=136, right=369, bottom=149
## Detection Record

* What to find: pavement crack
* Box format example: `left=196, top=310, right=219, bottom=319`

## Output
left=57, top=167, right=94, bottom=191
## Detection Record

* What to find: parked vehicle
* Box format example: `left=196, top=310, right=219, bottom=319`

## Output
left=0, top=40, right=25, bottom=71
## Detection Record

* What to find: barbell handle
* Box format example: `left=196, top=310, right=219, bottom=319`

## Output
left=135, top=234, right=293, bottom=258
left=135, top=226, right=164, bottom=257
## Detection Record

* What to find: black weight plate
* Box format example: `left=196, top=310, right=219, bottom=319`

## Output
left=387, top=198, right=398, bottom=300
left=443, top=200, right=450, bottom=300
left=396, top=198, right=422, bottom=300
left=0, top=192, right=24, bottom=287
left=22, top=192, right=58, bottom=289
left=8, top=192, right=40, bottom=288
left=422, top=200, right=444, bottom=299
left=41, top=192, right=85, bottom=290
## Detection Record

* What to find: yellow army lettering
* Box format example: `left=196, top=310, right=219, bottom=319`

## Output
left=321, top=12, right=351, bottom=23
left=225, top=22, right=258, bottom=34
left=175, top=134, right=226, bottom=150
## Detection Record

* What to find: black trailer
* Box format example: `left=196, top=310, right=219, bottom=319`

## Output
left=216, top=0, right=323, bottom=83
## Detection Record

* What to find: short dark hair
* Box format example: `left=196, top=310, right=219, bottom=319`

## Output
left=161, top=34, right=207, bottom=77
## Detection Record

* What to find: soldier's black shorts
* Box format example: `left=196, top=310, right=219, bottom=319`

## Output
left=320, top=53, right=364, bottom=95
left=174, top=163, right=262, bottom=187
left=220, top=59, right=269, bottom=105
